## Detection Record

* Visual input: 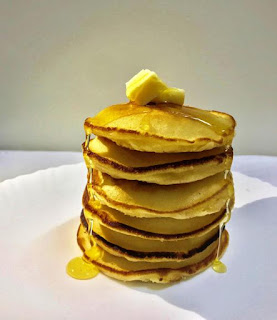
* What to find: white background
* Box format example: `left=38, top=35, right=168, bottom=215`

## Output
left=1, top=0, right=276, bottom=155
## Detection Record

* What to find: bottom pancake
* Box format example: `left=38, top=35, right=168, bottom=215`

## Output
left=77, top=223, right=229, bottom=283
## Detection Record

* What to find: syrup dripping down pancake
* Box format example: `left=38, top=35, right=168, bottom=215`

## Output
left=77, top=222, right=229, bottom=283
left=82, top=194, right=234, bottom=239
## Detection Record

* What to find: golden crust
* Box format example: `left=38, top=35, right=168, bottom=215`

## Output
left=87, top=170, right=234, bottom=218
left=77, top=223, right=229, bottom=283
left=82, top=204, right=230, bottom=240
left=92, top=179, right=228, bottom=214
left=81, top=211, right=220, bottom=257
left=84, top=103, right=236, bottom=153
left=78, top=102, right=235, bottom=283
left=83, top=138, right=233, bottom=184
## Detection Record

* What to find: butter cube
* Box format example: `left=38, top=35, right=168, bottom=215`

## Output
left=126, top=69, right=167, bottom=105
left=152, top=87, right=185, bottom=105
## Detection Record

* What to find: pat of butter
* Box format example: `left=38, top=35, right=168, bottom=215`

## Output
left=152, top=87, right=185, bottom=106
left=126, top=69, right=167, bottom=105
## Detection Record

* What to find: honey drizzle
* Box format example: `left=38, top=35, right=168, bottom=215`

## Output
left=101, top=103, right=152, bottom=126
left=162, top=107, right=212, bottom=128
left=85, top=134, right=91, bottom=150
left=157, top=105, right=231, bottom=136
left=66, top=217, right=102, bottom=280
left=224, top=169, right=230, bottom=180
left=139, top=115, right=151, bottom=133
left=79, top=104, right=233, bottom=279
left=91, top=103, right=231, bottom=137
left=225, top=145, right=231, bottom=152
left=88, top=167, right=93, bottom=184
left=88, top=218, right=94, bottom=235
left=212, top=170, right=231, bottom=273
left=66, top=257, right=99, bottom=280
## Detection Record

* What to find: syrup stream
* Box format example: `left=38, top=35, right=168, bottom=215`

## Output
left=212, top=171, right=231, bottom=274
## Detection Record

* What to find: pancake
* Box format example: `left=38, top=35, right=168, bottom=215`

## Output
left=90, top=221, right=220, bottom=260
left=84, top=103, right=236, bottom=153
left=77, top=223, right=229, bottom=283
left=82, top=198, right=234, bottom=239
left=70, top=72, right=236, bottom=284
left=87, top=170, right=234, bottom=218
left=83, top=137, right=233, bottom=184
left=80, top=209, right=224, bottom=262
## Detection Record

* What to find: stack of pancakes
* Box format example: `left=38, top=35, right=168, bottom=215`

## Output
left=77, top=102, right=236, bottom=283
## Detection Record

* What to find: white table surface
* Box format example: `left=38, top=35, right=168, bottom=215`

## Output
left=0, top=150, right=83, bottom=182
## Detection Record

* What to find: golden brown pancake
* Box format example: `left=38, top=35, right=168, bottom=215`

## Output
left=77, top=223, right=229, bottom=283
left=83, top=137, right=233, bottom=184
left=87, top=170, right=234, bottom=218
left=90, top=221, right=219, bottom=261
left=82, top=197, right=234, bottom=239
left=84, top=103, right=236, bottom=153
left=80, top=208, right=225, bottom=262
left=77, top=99, right=236, bottom=283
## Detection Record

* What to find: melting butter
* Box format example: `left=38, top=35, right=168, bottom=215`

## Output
left=126, top=69, right=167, bottom=105
left=152, top=87, right=185, bottom=105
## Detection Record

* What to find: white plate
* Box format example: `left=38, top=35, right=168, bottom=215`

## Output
left=1, top=163, right=277, bottom=320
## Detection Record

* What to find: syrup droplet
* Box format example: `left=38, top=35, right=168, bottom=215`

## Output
left=212, top=197, right=232, bottom=273
left=85, top=134, right=91, bottom=150
left=223, top=198, right=231, bottom=224
left=88, top=167, right=93, bottom=184
left=88, top=218, right=94, bottom=235
left=139, top=115, right=151, bottom=133
left=225, top=145, right=231, bottom=152
left=212, top=258, right=227, bottom=273
left=85, top=246, right=102, bottom=261
left=224, top=169, right=230, bottom=180
left=91, top=192, right=102, bottom=209
left=66, top=257, right=99, bottom=280
left=141, top=123, right=150, bottom=132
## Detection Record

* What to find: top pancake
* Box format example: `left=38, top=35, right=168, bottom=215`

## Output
left=84, top=103, right=236, bottom=153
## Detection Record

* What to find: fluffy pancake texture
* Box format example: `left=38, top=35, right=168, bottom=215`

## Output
left=77, top=222, right=229, bottom=283
left=84, top=103, right=236, bottom=153
left=76, top=101, right=236, bottom=283
left=82, top=202, right=230, bottom=239
left=87, top=170, right=234, bottom=218
left=83, top=137, right=233, bottom=184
